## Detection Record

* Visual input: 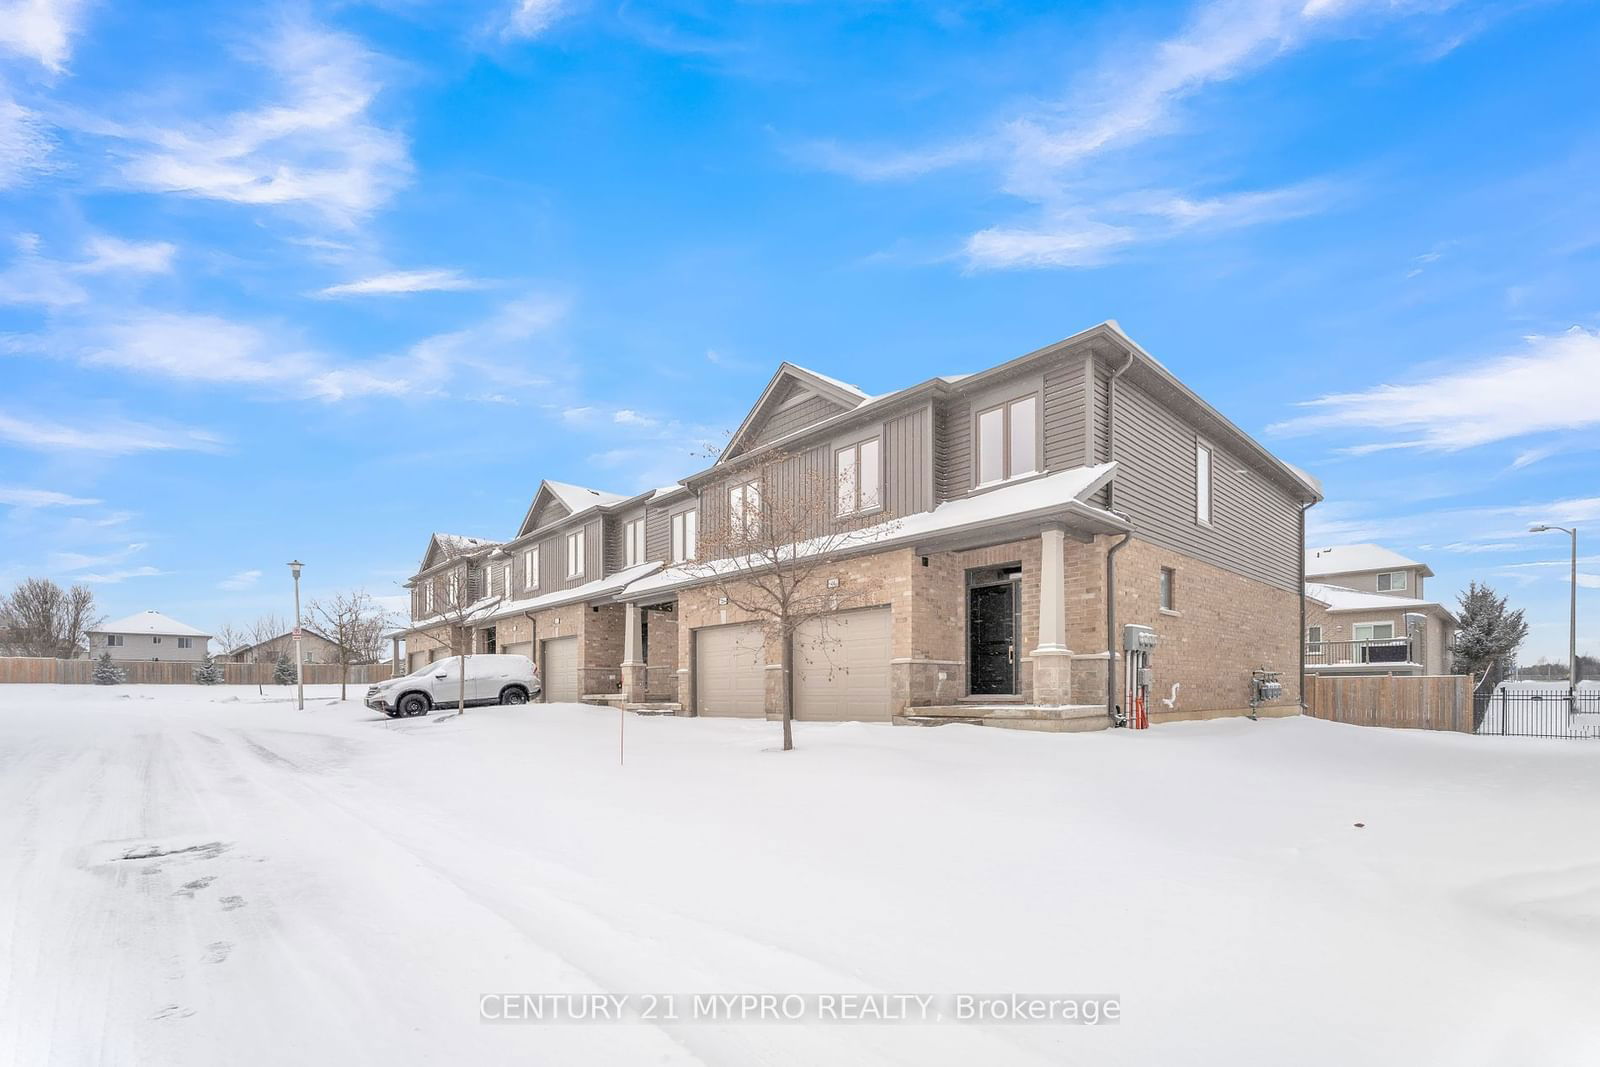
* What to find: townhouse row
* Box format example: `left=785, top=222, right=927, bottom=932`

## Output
left=397, top=321, right=1323, bottom=729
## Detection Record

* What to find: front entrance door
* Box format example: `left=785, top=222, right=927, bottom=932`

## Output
left=969, top=582, right=1018, bottom=695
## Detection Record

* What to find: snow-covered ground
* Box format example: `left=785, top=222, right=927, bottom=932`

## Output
left=2, top=686, right=1598, bottom=1065
left=1477, top=681, right=1600, bottom=737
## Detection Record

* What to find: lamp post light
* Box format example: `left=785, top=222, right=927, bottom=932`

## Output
left=1529, top=523, right=1578, bottom=703
left=288, top=559, right=305, bottom=711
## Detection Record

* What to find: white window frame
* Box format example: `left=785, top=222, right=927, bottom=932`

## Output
left=152, top=636, right=162, bottom=645
left=503, top=563, right=512, bottom=597
left=1195, top=441, right=1213, bottom=526
left=624, top=518, right=646, bottom=568
left=177, top=637, right=192, bottom=649
left=1376, top=570, right=1407, bottom=592
left=671, top=510, right=698, bottom=563
left=974, top=394, right=1040, bottom=487
left=1159, top=567, right=1175, bottom=612
left=729, top=481, right=761, bottom=538
left=566, top=530, right=585, bottom=578
left=1306, top=625, right=1323, bottom=653
left=424, top=580, right=434, bottom=613
left=835, top=437, right=882, bottom=516
left=106, top=634, right=123, bottom=647
left=1353, top=621, right=1396, bottom=642
left=524, top=547, right=539, bottom=590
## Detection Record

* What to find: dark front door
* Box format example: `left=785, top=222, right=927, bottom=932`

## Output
left=969, top=582, right=1017, bottom=695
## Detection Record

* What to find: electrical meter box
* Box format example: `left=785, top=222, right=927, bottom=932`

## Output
left=1123, top=624, right=1158, bottom=651
left=1136, top=667, right=1154, bottom=687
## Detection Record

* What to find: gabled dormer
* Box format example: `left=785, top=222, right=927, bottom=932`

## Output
left=718, top=362, right=870, bottom=463
left=416, top=532, right=498, bottom=576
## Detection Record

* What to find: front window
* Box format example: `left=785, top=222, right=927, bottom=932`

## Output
left=976, top=396, right=1038, bottom=486
left=1376, top=571, right=1407, bottom=592
left=624, top=518, right=645, bottom=567
left=1159, top=567, right=1175, bottom=611
left=671, top=510, right=698, bottom=563
left=835, top=438, right=882, bottom=515
left=1195, top=442, right=1213, bottom=525
left=566, top=530, right=585, bottom=578
left=729, top=481, right=761, bottom=538
left=525, top=547, right=539, bottom=589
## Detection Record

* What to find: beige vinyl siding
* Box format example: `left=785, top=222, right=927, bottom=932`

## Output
left=1109, top=373, right=1302, bottom=591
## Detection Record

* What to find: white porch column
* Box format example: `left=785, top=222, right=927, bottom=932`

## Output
left=620, top=601, right=646, bottom=703
left=1033, top=524, right=1073, bottom=704
left=1035, top=525, right=1069, bottom=654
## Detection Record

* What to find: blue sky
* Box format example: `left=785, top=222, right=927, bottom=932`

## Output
left=0, top=0, right=1595, bottom=662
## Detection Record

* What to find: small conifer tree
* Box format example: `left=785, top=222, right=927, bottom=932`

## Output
left=92, top=651, right=125, bottom=685
left=193, top=655, right=225, bottom=685
left=272, top=652, right=297, bottom=686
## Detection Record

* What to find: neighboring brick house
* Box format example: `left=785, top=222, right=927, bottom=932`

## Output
left=1304, top=544, right=1458, bottom=676
left=87, top=611, right=210, bottom=662
left=397, top=321, right=1322, bottom=729
left=221, top=627, right=346, bottom=665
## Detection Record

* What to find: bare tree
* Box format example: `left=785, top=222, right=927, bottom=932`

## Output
left=214, top=622, right=250, bottom=661
left=420, top=541, right=489, bottom=715
left=248, top=613, right=289, bottom=650
left=307, top=590, right=394, bottom=700
left=0, top=578, right=100, bottom=658
left=682, top=446, right=895, bottom=751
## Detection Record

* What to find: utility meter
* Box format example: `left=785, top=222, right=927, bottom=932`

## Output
left=1123, top=624, right=1158, bottom=651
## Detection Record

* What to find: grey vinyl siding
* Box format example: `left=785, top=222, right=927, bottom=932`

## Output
left=647, top=499, right=697, bottom=563
left=1109, top=375, right=1301, bottom=591
left=936, top=395, right=971, bottom=502
left=1309, top=568, right=1425, bottom=598
left=881, top=404, right=932, bottom=518
left=1042, top=355, right=1085, bottom=471
left=743, top=394, right=851, bottom=452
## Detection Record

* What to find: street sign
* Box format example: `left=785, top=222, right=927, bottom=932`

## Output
left=291, top=628, right=303, bottom=639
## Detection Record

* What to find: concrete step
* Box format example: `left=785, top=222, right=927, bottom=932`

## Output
left=897, top=703, right=1111, bottom=733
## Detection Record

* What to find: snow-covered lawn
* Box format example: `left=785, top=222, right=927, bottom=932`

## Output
left=1477, top=681, right=1600, bottom=737
left=2, top=685, right=1598, bottom=1065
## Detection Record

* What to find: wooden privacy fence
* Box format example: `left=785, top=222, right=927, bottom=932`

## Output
left=0, top=657, right=395, bottom=686
left=1305, top=674, right=1472, bottom=733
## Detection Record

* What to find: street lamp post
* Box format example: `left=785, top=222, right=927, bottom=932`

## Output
left=1529, top=523, right=1579, bottom=703
left=288, top=560, right=305, bottom=711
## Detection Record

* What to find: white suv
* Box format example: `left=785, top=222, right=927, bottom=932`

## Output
left=366, top=655, right=542, bottom=718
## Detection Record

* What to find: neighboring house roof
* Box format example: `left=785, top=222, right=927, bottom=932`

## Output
left=623, top=463, right=1122, bottom=602
left=93, top=610, right=210, bottom=638
left=1305, top=544, right=1434, bottom=578
left=227, top=627, right=338, bottom=655
left=1304, top=582, right=1456, bottom=623
left=416, top=532, right=501, bottom=576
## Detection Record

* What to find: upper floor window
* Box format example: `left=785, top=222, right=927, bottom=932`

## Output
left=1306, top=625, right=1324, bottom=653
left=976, top=395, right=1038, bottom=486
left=671, top=510, right=698, bottom=563
left=729, top=481, right=761, bottom=538
left=1159, top=567, right=1175, bottom=611
left=566, top=530, right=585, bottom=578
left=178, top=637, right=193, bottom=649
left=153, top=636, right=162, bottom=645
left=424, top=580, right=434, bottom=613
left=624, top=518, right=646, bottom=567
left=1195, top=442, right=1213, bottom=525
left=503, top=563, right=512, bottom=597
left=525, top=547, right=539, bottom=589
left=106, top=634, right=123, bottom=647
left=1376, top=570, right=1407, bottom=592
left=836, top=437, right=882, bottom=515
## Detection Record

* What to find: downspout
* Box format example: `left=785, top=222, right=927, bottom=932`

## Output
left=1103, top=345, right=1138, bottom=725
left=1105, top=529, right=1133, bottom=725
left=1299, top=500, right=1314, bottom=711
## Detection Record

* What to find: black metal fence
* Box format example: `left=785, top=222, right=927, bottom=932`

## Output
left=1473, top=686, right=1600, bottom=739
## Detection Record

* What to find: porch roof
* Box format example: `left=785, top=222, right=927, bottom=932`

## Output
left=617, top=462, right=1123, bottom=602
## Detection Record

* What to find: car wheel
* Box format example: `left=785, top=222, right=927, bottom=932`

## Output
left=399, top=692, right=430, bottom=718
left=501, top=685, right=528, bottom=706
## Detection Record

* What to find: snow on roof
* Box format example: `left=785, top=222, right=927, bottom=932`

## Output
left=544, top=481, right=629, bottom=513
left=95, top=610, right=211, bottom=638
left=1304, top=582, right=1447, bottom=616
left=486, top=562, right=664, bottom=622
left=1305, top=544, right=1431, bottom=578
left=623, top=463, right=1121, bottom=601
left=434, top=533, right=498, bottom=552
left=787, top=363, right=870, bottom=400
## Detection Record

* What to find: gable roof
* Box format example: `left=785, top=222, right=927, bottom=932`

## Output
left=1305, top=582, right=1455, bottom=622
left=94, top=610, right=210, bottom=638
left=717, top=362, right=870, bottom=464
left=419, top=532, right=499, bottom=574
left=514, top=479, right=629, bottom=538
left=1306, top=544, right=1433, bottom=578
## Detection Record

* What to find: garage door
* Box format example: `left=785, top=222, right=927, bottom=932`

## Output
left=408, top=649, right=430, bottom=672
left=542, top=636, right=579, bottom=704
left=695, top=623, right=766, bottom=717
left=501, top=641, right=532, bottom=661
left=794, top=607, right=892, bottom=721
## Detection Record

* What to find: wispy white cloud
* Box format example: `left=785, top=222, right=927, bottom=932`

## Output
left=0, top=486, right=99, bottom=507
left=0, top=0, right=87, bottom=71
left=315, top=268, right=484, bottom=298
left=219, top=568, right=262, bottom=590
left=0, top=410, right=222, bottom=454
left=49, top=542, right=147, bottom=571
left=502, top=0, right=567, bottom=39
left=77, top=565, right=163, bottom=584
left=1270, top=327, right=1600, bottom=452
left=613, top=409, right=657, bottom=428
left=1440, top=541, right=1523, bottom=554
left=0, top=92, right=52, bottom=188
left=0, top=232, right=176, bottom=306
left=104, top=22, right=410, bottom=225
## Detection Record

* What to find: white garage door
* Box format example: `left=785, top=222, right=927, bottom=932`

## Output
left=794, top=607, right=893, bottom=722
left=501, top=641, right=532, bottom=661
left=408, top=650, right=430, bottom=672
left=695, top=623, right=766, bottom=717
left=542, top=636, right=579, bottom=704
